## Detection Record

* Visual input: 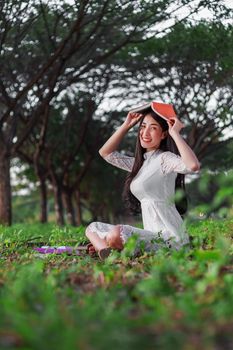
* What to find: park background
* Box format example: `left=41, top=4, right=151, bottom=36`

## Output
left=0, top=0, right=232, bottom=349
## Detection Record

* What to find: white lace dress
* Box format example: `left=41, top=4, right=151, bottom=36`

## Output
left=86, top=149, right=196, bottom=252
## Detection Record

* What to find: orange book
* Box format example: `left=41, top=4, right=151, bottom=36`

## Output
left=130, top=101, right=176, bottom=121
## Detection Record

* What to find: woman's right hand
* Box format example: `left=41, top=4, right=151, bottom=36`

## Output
left=99, top=112, right=143, bottom=158
left=123, top=112, right=143, bottom=130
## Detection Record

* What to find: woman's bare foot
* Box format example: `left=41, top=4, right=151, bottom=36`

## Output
left=98, top=247, right=112, bottom=260
left=87, top=243, right=97, bottom=256
left=87, top=243, right=111, bottom=260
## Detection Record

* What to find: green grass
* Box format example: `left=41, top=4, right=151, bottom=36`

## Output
left=0, top=219, right=232, bottom=350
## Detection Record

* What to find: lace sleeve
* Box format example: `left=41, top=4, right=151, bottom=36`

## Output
left=160, top=151, right=196, bottom=175
left=103, top=151, right=134, bottom=172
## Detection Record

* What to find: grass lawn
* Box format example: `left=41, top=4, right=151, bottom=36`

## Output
left=0, top=219, right=232, bottom=350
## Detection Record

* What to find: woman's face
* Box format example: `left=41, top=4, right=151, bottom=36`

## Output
left=139, top=114, right=167, bottom=152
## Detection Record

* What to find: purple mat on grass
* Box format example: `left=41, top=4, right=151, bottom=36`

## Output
left=33, top=246, right=81, bottom=255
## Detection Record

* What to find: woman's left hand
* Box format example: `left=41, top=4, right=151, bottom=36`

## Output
left=167, top=117, right=184, bottom=136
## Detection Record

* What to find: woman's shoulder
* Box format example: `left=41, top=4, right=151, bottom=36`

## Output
left=159, top=151, right=181, bottom=161
left=160, top=150, right=179, bottom=156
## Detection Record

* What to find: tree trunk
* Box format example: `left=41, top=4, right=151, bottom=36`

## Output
left=0, top=150, right=11, bottom=225
left=48, top=162, right=65, bottom=226
left=53, top=182, right=65, bottom=226
left=38, top=176, right=47, bottom=223
left=74, top=189, right=82, bottom=226
left=63, top=189, right=76, bottom=226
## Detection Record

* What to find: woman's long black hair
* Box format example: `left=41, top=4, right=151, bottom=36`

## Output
left=122, top=109, right=188, bottom=216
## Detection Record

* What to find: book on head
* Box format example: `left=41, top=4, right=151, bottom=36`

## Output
left=130, top=101, right=177, bottom=121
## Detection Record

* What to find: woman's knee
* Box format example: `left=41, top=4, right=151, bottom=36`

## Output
left=106, top=225, right=123, bottom=249
left=85, top=222, right=97, bottom=238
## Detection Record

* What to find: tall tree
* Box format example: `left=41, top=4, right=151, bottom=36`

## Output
left=1, top=0, right=230, bottom=224
left=2, top=0, right=192, bottom=224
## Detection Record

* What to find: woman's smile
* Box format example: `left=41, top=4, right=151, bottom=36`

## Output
left=142, top=138, right=152, bottom=142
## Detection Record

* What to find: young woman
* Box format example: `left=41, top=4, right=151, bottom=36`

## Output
left=86, top=108, right=200, bottom=259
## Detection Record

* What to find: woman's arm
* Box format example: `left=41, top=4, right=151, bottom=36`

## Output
left=99, top=112, right=143, bottom=158
left=168, top=117, right=200, bottom=171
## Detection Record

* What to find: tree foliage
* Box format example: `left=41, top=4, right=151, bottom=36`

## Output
left=0, top=0, right=232, bottom=225
left=112, top=21, right=233, bottom=161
